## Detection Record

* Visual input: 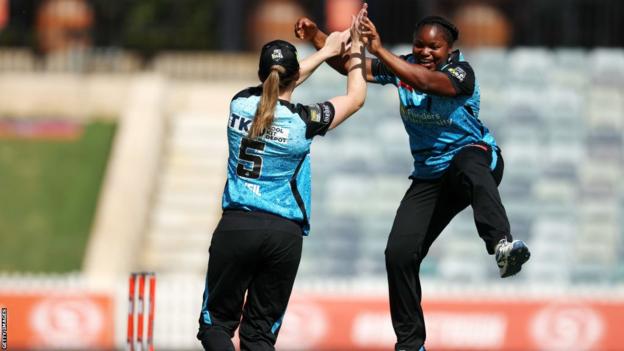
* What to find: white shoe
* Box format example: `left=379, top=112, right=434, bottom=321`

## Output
left=495, top=239, right=530, bottom=278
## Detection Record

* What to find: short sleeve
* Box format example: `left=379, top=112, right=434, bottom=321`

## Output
left=297, top=101, right=335, bottom=139
left=371, top=58, right=398, bottom=85
left=442, top=61, right=475, bottom=96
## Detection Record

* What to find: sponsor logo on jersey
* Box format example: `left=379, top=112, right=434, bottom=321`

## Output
left=309, top=104, right=332, bottom=125
left=229, top=114, right=252, bottom=132
left=320, top=104, right=332, bottom=124
left=400, top=105, right=453, bottom=127
left=448, top=66, right=467, bottom=82
left=244, top=182, right=261, bottom=196
left=263, top=125, right=290, bottom=144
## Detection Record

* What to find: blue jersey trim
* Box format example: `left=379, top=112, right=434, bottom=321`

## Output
left=271, top=314, right=285, bottom=334
left=490, top=147, right=498, bottom=171
left=200, top=277, right=212, bottom=325
left=201, top=310, right=212, bottom=325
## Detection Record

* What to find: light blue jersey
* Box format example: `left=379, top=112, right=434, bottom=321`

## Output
left=372, top=50, right=497, bottom=179
left=222, top=86, right=335, bottom=235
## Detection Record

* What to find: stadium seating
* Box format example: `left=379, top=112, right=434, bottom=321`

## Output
left=142, top=111, right=228, bottom=274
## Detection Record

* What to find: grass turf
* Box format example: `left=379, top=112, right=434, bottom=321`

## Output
left=0, top=121, right=116, bottom=272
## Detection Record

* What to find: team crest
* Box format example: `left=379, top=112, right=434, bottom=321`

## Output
left=448, top=66, right=467, bottom=82
left=309, top=104, right=332, bottom=124
left=309, top=104, right=321, bottom=123
left=272, top=49, right=283, bottom=61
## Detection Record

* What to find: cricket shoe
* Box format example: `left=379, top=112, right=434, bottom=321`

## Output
left=495, top=239, right=530, bottom=278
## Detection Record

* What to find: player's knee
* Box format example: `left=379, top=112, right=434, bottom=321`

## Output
left=385, top=238, right=423, bottom=268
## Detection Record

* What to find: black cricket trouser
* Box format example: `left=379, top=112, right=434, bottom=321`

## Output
left=197, top=210, right=303, bottom=351
left=385, top=143, right=512, bottom=351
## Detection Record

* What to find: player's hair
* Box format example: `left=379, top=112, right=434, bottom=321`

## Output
left=414, top=16, right=459, bottom=45
left=249, top=65, right=295, bottom=139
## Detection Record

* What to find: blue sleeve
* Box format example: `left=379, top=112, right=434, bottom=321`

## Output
left=371, top=58, right=398, bottom=86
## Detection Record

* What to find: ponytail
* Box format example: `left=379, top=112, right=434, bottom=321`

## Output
left=249, top=65, right=293, bottom=139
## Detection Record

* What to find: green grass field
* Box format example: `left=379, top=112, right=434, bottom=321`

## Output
left=0, top=121, right=116, bottom=273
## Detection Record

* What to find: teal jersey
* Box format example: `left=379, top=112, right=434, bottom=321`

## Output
left=222, top=86, right=335, bottom=235
left=372, top=50, right=498, bottom=179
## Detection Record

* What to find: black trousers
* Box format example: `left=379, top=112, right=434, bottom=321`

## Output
left=385, top=143, right=512, bottom=351
left=197, top=210, right=303, bottom=351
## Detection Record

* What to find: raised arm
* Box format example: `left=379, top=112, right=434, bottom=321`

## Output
left=360, top=16, right=458, bottom=96
left=295, top=7, right=376, bottom=82
left=296, top=29, right=349, bottom=87
left=326, top=15, right=367, bottom=130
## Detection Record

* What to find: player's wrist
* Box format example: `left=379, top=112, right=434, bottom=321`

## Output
left=318, top=45, right=335, bottom=58
left=372, top=43, right=386, bottom=56
left=311, top=31, right=327, bottom=49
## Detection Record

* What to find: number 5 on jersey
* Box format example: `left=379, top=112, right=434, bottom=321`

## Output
left=236, top=138, right=265, bottom=179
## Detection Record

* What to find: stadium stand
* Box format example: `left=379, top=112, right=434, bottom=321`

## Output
left=1, top=45, right=624, bottom=349
left=140, top=81, right=250, bottom=276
